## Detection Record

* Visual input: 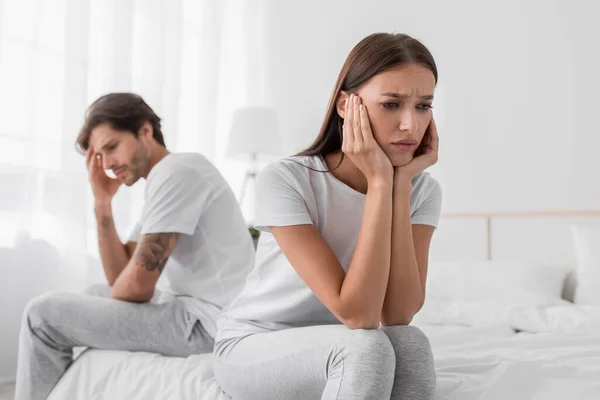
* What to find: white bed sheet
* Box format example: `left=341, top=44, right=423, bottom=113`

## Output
left=425, top=326, right=600, bottom=399
left=48, top=303, right=600, bottom=400
left=420, top=300, right=600, bottom=399
left=48, top=350, right=229, bottom=400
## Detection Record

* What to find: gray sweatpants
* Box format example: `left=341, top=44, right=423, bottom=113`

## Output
left=14, top=284, right=214, bottom=400
left=214, top=324, right=436, bottom=400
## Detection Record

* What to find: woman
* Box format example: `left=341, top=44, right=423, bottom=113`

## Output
left=214, top=33, right=441, bottom=400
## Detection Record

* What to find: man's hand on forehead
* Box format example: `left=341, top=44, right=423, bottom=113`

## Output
left=85, top=147, right=102, bottom=171
left=88, top=145, right=101, bottom=160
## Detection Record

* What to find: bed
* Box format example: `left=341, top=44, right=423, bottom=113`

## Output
left=48, top=211, right=600, bottom=399
left=47, top=305, right=600, bottom=400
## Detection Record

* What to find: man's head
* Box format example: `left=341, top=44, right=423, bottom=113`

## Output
left=76, top=93, right=166, bottom=186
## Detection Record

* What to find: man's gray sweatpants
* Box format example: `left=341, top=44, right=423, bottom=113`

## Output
left=214, top=324, right=436, bottom=400
left=14, top=284, right=214, bottom=400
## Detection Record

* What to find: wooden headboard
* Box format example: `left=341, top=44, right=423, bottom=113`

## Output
left=431, top=210, right=600, bottom=264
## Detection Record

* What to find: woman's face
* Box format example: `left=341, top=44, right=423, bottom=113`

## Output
left=342, top=63, right=436, bottom=167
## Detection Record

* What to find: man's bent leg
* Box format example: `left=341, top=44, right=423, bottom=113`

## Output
left=15, top=291, right=213, bottom=400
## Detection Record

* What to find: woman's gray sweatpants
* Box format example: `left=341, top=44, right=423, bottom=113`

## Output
left=213, top=324, right=436, bottom=400
left=14, top=284, right=214, bottom=400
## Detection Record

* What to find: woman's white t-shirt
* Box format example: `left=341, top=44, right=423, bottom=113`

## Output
left=216, top=155, right=442, bottom=342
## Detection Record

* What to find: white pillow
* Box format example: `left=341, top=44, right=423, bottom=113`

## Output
left=570, top=225, right=600, bottom=305
left=426, top=260, right=567, bottom=306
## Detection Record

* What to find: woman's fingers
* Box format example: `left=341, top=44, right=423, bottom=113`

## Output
left=353, top=95, right=364, bottom=147
left=426, top=118, right=439, bottom=154
left=343, top=94, right=382, bottom=158
left=346, top=95, right=355, bottom=143
left=342, top=96, right=353, bottom=153
left=359, top=103, right=374, bottom=147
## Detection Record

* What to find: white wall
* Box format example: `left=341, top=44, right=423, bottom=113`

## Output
left=259, top=0, right=600, bottom=213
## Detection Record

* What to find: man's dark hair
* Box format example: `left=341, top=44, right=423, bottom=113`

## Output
left=76, top=92, right=165, bottom=153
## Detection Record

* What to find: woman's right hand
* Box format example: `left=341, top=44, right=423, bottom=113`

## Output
left=342, top=94, right=393, bottom=187
left=86, top=148, right=122, bottom=205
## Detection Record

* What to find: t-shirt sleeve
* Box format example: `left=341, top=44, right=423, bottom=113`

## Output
left=253, top=163, right=313, bottom=232
left=141, top=165, right=208, bottom=236
left=411, top=177, right=442, bottom=227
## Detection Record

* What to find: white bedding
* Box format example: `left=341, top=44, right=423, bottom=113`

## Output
left=48, top=302, right=600, bottom=400
left=425, top=327, right=600, bottom=399
left=49, top=351, right=229, bottom=400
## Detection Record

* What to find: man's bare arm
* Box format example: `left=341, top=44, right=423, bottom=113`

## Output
left=110, top=232, right=179, bottom=302
left=95, top=202, right=133, bottom=285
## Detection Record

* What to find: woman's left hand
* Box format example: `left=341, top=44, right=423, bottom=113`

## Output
left=394, top=118, right=439, bottom=184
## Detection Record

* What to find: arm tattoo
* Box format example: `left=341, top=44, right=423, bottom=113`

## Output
left=135, top=232, right=179, bottom=273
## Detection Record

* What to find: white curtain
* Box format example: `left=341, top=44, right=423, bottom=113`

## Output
left=0, top=0, right=265, bottom=381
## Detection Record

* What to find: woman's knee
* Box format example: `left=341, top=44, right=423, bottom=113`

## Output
left=382, top=325, right=433, bottom=355
left=347, top=328, right=395, bottom=356
left=344, top=329, right=396, bottom=375
left=382, top=325, right=436, bottom=396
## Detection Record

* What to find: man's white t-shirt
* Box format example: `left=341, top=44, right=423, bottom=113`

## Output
left=128, top=153, right=254, bottom=338
left=216, top=155, right=442, bottom=342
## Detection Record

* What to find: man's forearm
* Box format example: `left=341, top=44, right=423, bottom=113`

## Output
left=95, top=201, right=130, bottom=285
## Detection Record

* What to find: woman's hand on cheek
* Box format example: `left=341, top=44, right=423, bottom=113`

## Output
left=342, top=94, right=394, bottom=187
left=394, top=118, right=439, bottom=184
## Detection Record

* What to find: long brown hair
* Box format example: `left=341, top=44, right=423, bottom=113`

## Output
left=297, top=33, right=438, bottom=165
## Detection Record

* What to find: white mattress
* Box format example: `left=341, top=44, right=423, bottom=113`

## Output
left=48, top=302, right=600, bottom=400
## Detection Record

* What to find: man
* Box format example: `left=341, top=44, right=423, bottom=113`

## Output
left=15, top=93, right=255, bottom=400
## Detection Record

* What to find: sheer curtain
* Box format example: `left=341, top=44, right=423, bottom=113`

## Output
left=0, top=0, right=264, bottom=381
